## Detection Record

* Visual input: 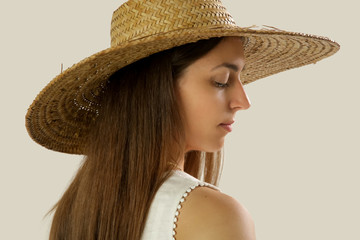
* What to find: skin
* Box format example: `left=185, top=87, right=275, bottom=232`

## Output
left=176, top=37, right=251, bottom=170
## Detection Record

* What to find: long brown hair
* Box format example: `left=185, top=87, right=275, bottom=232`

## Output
left=48, top=37, right=225, bottom=240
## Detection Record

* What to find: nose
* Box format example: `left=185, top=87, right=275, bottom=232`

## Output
left=229, top=79, right=251, bottom=111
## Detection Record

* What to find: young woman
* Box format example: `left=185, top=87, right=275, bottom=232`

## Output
left=25, top=0, right=340, bottom=239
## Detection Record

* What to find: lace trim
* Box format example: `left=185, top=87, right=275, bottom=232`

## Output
left=171, top=181, right=213, bottom=240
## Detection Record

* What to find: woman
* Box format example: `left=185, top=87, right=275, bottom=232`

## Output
left=25, top=0, right=340, bottom=239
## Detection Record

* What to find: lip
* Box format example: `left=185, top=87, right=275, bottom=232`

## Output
left=220, top=120, right=234, bottom=125
left=219, top=121, right=234, bottom=132
left=220, top=124, right=232, bottom=132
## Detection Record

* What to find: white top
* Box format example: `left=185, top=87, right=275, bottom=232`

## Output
left=140, top=170, right=222, bottom=240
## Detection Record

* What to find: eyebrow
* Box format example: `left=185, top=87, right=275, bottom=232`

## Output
left=211, top=62, right=245, bottom=72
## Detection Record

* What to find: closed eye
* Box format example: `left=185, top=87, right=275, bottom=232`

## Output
left=214, top=81, right=229, bottom=88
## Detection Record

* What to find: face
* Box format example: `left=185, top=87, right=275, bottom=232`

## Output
left=176, top=37, right=251, bottom=153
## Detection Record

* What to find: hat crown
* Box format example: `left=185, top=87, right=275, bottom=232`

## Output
left=110, top=0, right=236, bottom=47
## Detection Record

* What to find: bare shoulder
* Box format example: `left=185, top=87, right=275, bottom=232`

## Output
left=175, top=186, right=256, bottom=240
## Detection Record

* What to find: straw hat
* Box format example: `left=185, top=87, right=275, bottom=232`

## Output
left=26, top=0, right=340, bottom=154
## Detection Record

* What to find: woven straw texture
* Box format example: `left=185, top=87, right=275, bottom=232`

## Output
left=26, top=0, right=340, bottom=154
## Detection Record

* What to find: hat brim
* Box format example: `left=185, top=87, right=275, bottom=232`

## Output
left=25, top=26, right=340, bottom=154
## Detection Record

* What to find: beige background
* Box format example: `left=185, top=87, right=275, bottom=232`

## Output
left=1, top=0, right=358, bottom=239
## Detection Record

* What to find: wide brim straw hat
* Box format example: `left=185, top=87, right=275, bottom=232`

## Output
left=26, top=0, right=340, bottom=155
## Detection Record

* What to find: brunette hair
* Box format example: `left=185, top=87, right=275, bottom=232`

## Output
left=48, top=37, right=226, bottom=240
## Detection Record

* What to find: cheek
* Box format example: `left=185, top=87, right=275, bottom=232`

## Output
left=182, top=88, right=214, bottom=124
left=181, top=88, right=224, bottom=140
left=177, top=75, right=228, bottom=151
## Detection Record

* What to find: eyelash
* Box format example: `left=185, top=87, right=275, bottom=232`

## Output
left=214, top=81, right=229, bottom=88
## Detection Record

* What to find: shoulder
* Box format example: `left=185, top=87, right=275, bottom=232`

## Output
left=175, top=186, right=256, bottom=240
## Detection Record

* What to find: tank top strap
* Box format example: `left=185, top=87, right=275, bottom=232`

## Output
left=140, top=170, right=222, bottom=240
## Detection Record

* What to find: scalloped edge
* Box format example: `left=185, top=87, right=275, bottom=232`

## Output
left=171, top=181, right=213, bottom=239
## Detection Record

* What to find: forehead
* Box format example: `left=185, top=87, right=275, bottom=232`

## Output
left=193, top=37, right=245, bottom=70
left=177, top=37, right=245, bottom=87
left=212, top=37, right=244, bottom=62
